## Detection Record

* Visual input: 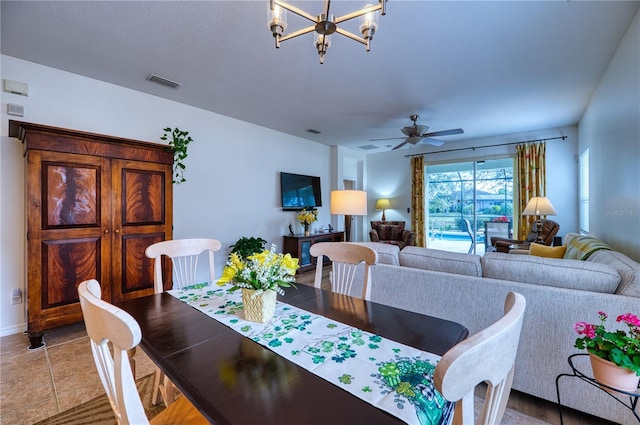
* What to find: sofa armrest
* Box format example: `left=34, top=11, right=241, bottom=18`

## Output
left=369, top=229, right=380, bottom=242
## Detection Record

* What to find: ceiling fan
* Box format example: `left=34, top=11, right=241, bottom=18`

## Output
left=370, top=114, right=464, bottom=150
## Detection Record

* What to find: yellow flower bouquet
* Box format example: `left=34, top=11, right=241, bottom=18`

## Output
left=217, top=244, right=299, bottom=295
left=297, top=208, right=318, bottom=234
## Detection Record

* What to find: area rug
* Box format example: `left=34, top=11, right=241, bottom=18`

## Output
left=34, top=373, right=164, bottom=425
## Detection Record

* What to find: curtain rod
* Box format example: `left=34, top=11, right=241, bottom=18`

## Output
left=404, top=136, right=567, bottom=158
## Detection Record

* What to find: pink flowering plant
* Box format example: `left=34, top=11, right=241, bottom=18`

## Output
left=574, top=311, right=640, bottom=375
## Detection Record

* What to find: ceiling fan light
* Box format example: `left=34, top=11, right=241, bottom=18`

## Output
left=406, top=136, right=423, bottom=145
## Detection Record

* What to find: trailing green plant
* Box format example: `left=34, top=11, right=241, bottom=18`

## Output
left=229, top=236, right=267, bottom=260
left=161, top=127, right=193, bottom=184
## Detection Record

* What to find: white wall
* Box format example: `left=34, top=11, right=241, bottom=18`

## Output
left=578, top=11, right=640, bottom=261
left=0, top=55, right=332, bottom=335
left=366, top=126, right=579, bottom=240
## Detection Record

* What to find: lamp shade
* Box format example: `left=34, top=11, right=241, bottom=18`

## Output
left=330, top=190, right=367, bottom=215
left=375, top=198, right=391, bottom=210
left=522, top=196, right=557, bottom=216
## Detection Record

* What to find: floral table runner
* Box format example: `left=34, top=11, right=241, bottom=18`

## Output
left=169, top=284, right=453, bottom=425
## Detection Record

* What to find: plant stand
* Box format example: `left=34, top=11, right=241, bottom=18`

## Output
left=555, top=353, right=639, bottom=424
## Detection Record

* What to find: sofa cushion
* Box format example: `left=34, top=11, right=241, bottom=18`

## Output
left=587, top=249, right=640, bottom=297
left=529, top=243, right=566, bottom=258
left=353, top=242, right=400, bottom=266
left=481, top=252, right=620, bottom=293
left=399, top=246, right=482, bottom=277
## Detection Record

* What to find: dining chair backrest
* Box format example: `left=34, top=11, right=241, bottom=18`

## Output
left=78, top=279, right=149, bottom=425
left=433, top=291, right=526, bottom=425
left=309, top=242, right=378, bottom=300
left=145, top=238, right=222, bottom=293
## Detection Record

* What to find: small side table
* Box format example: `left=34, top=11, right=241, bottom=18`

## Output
left=508, top=244, right=530, bottom=255
left=555, top=353, right=639, bottom=424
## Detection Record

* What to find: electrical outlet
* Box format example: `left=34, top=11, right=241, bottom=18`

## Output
left=11, top=288, right=22, bottom=305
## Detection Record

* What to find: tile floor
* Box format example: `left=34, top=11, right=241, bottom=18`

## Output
left=0, top=322, right=157, bottom=425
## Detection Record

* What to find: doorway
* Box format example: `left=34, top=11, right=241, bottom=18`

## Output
left=425, top=158, right=513, bottom=254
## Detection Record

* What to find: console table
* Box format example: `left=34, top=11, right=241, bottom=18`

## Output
left=556, top=353, right=639, bottom=424
left=283, top=231, right=345, bottom=273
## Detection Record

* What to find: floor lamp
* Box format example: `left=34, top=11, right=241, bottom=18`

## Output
left=331, top=190, right=367, bottom=242
left=522, top=196, right=557, bottom=244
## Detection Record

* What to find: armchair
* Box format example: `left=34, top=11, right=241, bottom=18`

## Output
left=369, top=221, right=416, bottom=249
left=491, top=219, right=559, bottom=253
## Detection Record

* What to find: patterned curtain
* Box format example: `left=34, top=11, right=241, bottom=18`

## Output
left=515, top=142, right=546, bottom=239
left=410, top=156, right=426, bottom=247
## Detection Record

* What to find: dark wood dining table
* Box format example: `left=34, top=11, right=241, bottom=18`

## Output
left=115, top=284, right=468, bottom=425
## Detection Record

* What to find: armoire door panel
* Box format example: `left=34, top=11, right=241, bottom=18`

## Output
left=111, top=159, right=172, bottom=302
left=113, top=233, right=162, bottom=301
left=41, top=237, right=101, bottom=308
left=43, top=162, right=99, bottom=228
left=121, top=168, right=165, bottom=225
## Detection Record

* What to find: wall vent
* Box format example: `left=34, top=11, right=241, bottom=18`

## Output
left=146, top=74, right=182, bottom=89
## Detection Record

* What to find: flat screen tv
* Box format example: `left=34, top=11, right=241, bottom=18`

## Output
left=280, top=172, right=322, bottom=210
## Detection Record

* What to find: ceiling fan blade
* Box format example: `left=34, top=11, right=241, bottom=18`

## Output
left=422, top=138, right=446, bottom=146
left=422, top=128, right=464, bottom=137
left=370, top=136, right=405, bottom=141
left=392, top=141, right=409, bottom=150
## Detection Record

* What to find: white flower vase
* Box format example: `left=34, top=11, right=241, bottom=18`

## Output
left=242, top=288, right=277, bottom=323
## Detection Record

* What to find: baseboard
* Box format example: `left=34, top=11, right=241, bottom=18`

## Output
left=0, top=322, right=26, bottom=337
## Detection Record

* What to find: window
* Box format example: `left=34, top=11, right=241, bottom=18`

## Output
left=579, top=148, right=589, bottom=234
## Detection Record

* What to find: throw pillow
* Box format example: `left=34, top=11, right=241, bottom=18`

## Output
left=529, top=242, right=566, bottom=258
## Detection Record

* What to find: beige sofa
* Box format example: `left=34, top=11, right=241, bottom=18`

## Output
left=355, top=235, right=640, bottom=424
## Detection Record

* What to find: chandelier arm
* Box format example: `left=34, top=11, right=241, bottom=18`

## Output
left=279, top=25, right=316, bottom=43
left=274, top=0, right=317, bottom=22
left=334, top=3, right=382, bottom=24
left=334, top=27, right=367, bottom=46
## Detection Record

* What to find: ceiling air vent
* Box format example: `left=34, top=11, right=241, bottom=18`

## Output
left=358, top=144, right=379, bottom=151
left=306, top=129, right=321, bottom=134
left=146, top=74, right=182, bottom=89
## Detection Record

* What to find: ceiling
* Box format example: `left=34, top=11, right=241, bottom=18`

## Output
left=2, top=1, right=638, bottom=153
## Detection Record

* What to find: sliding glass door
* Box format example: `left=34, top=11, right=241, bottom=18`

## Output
left=425, top=158, right=513, bottom=254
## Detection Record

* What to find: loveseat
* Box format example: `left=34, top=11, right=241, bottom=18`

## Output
left=354, top=234, right=640, bottom=424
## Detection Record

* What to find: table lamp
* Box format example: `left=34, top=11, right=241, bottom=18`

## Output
left=375, top=198, right=391, bottom=221
left=522, top=196, right=557, bottom=243
left=331, top=190, right=367, bottom=242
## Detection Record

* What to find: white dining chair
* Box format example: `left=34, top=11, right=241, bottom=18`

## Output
left=145, top=237, right=221, bottom=406
left=77, top=279, right=209, bottom=425
left=145, top=238, right=222, bottom=293
left=309, top=242, right=378, bottom=300
left=433, top=291, right=526, bottom=425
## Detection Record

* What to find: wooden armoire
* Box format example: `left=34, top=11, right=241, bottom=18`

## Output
left=9, top=121, right=173, bottom=349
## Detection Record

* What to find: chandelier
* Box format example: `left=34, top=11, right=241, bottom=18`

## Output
left=268, top=0, right=387, bottom=64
